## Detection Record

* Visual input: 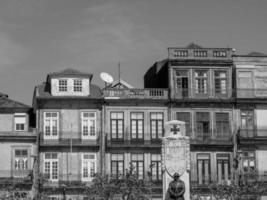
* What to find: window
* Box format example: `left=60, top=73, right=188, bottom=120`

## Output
left=175, top=70, right=189, bottom=97
left=241, top=110, right=254, bottom=137
left=14, top=149, right=28, bottom=177
left=215, top=113, right=230, bottom=138
left=242, top=152, right=255, bottom=174
left=150, top=113, right=163, bottom=140
left=130, top=113, right=144, bottom=140
left=58, top=79, right=67, bottom=92
left=110, top=112, right=124, bottom=140
left=196, top=112, right=210, bottom=140
left=131, top=154, right=144, bottom=179
left=44, top=112, right=59, bottom=139
left=111, top=154, right=124, bottom=179
left=176, top=112, right=190, bottom=136
left=82, top=154, right=96, bottom=181
left=74, top=79, right=82, bottom=92
left=151, top=154, right=161, bottom=181
left=195, top=71, right=208, bottom=94
left=197, top=154, right=210, bottom=185
left=215, top=71, right=227, bottom=95
left=82, top=112, right=96, bottom=139
left=217, top=154, right=230, bottom=183
left=14, top=113, right=26, bottom=131
left=44, top=153, right=58, bottom=181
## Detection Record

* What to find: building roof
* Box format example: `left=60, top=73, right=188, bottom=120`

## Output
left=0, top=95, right=30, bottom=108
left=35, top=82, right=102, bottom=99
left=247, top=52, right=267, bottom=57
left=47, top=68, right=93, bottom=81
left=0, top=92, right=8, bottom=98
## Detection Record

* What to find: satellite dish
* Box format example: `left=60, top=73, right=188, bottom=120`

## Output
left=100, top=72, right=114, bottom=84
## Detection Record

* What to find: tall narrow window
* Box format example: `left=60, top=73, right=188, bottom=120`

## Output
left=217, top=154, right=230, bottom=183
left=82, top=154, right=96, bottom=181
left=175, top=70, right=189, bottom=98
left=196, top=112, right=210, bottom=141
left=44, top=112, right=59, bottom=139
left=197, top=154, right=210, bottom=185
left=74, top=79, right=82, bottom=92
left=44, top=153, right=58, bottom=181
left=150, top=112, right=163, bottom=140
left=195, top=70, right=208, bottom=94
left=151, top=154, right=162, bottom=181
left=14, top=113, right=26, bottom=131
left=131, top=154, right=144, bottom=179
left=14, top=149, right=28, bottom=177
left=241, top=110, right=254, bottom=137
left=215, top=113, right=230, bottom=139
left=130, top=113, right=144, bottom=140
left=111, top=154, right=124, bottom=179
left=58, top=79, right=67, bottom=92
left=176, top=112, right=191, bottom=136
left=215, top=71, right=227, bottom=95
left=242, top=152, right=255, bottom=174
left=111, top=112, right=124, bottom=140
left=82, top=112, right=96, bottom=139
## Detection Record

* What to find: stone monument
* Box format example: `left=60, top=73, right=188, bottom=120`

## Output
left=162, top=120, right=190, bottom=200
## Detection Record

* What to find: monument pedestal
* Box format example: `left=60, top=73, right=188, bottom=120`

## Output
left=162, top=120, right=190, bottom=200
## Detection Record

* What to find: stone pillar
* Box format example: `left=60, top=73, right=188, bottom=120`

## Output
left=162, top=120, right=190, bottom=200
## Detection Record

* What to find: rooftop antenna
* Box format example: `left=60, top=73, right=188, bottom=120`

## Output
left=118, top=62, right=121, bottom=85
left=100, top=72, right=114, bottom=88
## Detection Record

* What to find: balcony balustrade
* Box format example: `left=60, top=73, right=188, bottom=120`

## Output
left=106, top=138, right=162, bottom=148
left=236, top=88, right=267, bottom=98
left=103, top=88, right=168, bottom=100
left=191, top=132, right=232, bottom=145
left=0, top=170, right=33, bottom=185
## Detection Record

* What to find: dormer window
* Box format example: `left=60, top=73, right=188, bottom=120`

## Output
left=74, top=79, right=82, bottom=92
left=58, top=79, right=68, bottom=92
left=14, top=113, right=26, bottom=131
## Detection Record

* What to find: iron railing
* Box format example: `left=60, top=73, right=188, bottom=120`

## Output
left=0, top=170, right=33, bottom=185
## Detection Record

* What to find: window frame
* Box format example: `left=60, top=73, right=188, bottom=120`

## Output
left=73, top=79, right=82, bottom=92
left=44, top=153, right=58, bottom=182
left=130, top=112, right=144, bottom=141
left=131, top=154, right=144, bottom=179
left=215, top=112, right=230, bottom=138
left=150, top=112, right=164, bottom=140
left=58, top=79, right=68, bottom=92
left=214, top=70, right=228, bottom=96
left=14, top=113, right=26, bottom=131
left=197, top=153, right=211, bottom=185
left=111, top=153, right=124, bottom=179
left=216, top=154, right=230, bottom=183
left=151, top=154, right=162, bottom=181
left=81, top=153, right=96, bottom=182
left=110, top=112, right=124, bottom=141
left=81, top=112, right=96, bottom=140
left=194, top=70, right=208, bottom=95
left=43, top=112, right=59, bottom=140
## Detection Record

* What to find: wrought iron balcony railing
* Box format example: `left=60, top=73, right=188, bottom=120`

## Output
left=0, top=170, right=33, bottom=185
left=103, top=88, right=168, bottom=99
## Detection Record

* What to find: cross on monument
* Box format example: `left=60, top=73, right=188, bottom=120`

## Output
left=171, top=125, right=180, bottom=135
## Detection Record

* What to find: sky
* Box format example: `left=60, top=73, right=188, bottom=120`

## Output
left=0, top=0, right=267, bottom=105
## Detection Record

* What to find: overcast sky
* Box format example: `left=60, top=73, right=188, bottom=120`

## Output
left=0, top=0, right=267, bottom=104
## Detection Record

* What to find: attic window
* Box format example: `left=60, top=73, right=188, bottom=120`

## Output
left=14, top=113, right=26, bottom=131
left=58, top=79, right=67, bottom=92
left=74, top=79, right=82, bottom=92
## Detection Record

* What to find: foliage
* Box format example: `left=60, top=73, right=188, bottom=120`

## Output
left=85, top=163, right=153, bottom=200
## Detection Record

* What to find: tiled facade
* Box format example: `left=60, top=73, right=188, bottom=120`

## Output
left=1, top=44, right=267, bottom=199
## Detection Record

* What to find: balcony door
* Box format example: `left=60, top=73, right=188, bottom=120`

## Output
left=82, top=154, right=96, bottom=182
left=196, top=112, right=210, bottom=141
left=175, top=70, right=189, bottom=98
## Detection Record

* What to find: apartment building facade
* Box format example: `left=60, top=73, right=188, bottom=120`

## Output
left=0, top=92, right=37, bottom=199
left=33, top=69, right=102, bottom=200
left=144, top=43, right=236, bottom=196
left=234, top=53, right=267, bottom=198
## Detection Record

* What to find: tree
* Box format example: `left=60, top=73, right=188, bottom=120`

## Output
left=85, top=163, right=153, bottom=200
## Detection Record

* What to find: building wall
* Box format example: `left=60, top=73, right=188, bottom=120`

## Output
left=0, top=113, right=29, bottom=132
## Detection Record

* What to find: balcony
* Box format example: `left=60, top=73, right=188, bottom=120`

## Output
left=106, top=137, right=162, bottom=148
left=191, top=133, right=233, bottom=145
left=0, top=128, right=37, bottom=140
left=236, top=88, right=267, bottom=99
left=0, top=170, right=33, bottom=186
left=40, top=138, right=99, bottom=147
left=103, top=88, right=168, bottom=100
